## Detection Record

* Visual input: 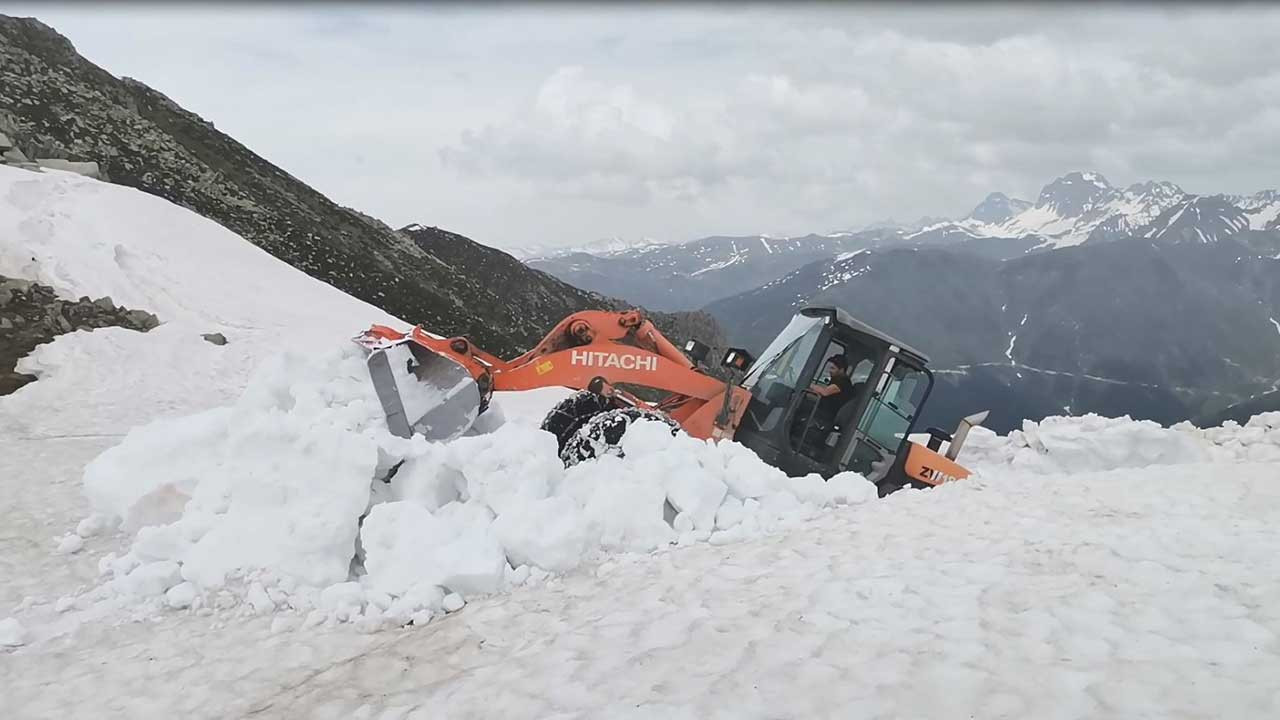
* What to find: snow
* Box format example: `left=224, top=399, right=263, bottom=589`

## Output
left=0, top=167, right=880, bottom=629
left=1247, top=201, right=1280, bottom=230
left=54, top=534, right=83, bottom=555
left=688, top=253, right=744, bottom=277
left=4, top=166, right=1280, bottom=717
left=955, top=413, right=1280, bottom=474
left=1271, top=317, right=1280, bottom=337
left=934, top=176, right=1193, bottom=249
left=0, top=617, right=27, bottom=647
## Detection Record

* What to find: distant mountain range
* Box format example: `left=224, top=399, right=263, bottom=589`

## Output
left=912, top=171, right=1280, bottom=250
left=530, top=171, right=1280, bottom=432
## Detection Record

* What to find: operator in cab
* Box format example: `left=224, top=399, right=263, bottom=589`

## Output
left=810, top=354, right=855, bottom=425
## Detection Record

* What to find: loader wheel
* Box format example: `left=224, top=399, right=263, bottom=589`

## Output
left=560, top=407, right=680, bottom=467
left=540, top=390, right=618, bottom=453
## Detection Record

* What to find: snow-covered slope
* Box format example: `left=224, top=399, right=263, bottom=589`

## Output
left=0, top=167, right=399, bottom=335
left=1139, top=195, right=1251, bottom=244
left=8, top=411, right=1280, bottom=718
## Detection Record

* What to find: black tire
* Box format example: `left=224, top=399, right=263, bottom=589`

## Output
left=560, top=407, right=680, bottom=467
left=540, top=390, right=617, bottom=453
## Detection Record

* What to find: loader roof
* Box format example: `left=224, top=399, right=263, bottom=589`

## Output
left=800, top=306, right=930, bottom=365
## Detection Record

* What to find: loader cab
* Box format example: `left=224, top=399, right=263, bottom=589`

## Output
left=733, top=307, right=934, bottom=489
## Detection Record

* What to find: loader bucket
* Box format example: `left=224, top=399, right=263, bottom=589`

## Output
left=366, top=341, right=481, bottom=441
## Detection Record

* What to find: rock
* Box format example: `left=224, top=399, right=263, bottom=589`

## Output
left=123, top=309, right=159, bottom=330
left=0, top=278, right=32, bottom=295
left=34, top=158, right=101, bottom=179
left=201, top=332, right=228, bottom=346
left=2, top=146, right=31, bottom=165
left=1, top=274, right=160, bottom=398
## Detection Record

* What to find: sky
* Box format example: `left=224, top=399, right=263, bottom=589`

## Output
left=6, top=2, right=1280, bottom=253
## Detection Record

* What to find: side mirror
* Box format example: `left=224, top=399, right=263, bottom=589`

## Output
left=721, top=347, right=755, bottom=372
left=683, top=338, right=711, bottom=365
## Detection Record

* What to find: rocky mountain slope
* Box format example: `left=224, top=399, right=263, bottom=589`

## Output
left=0, top=15, right=716, bottom=360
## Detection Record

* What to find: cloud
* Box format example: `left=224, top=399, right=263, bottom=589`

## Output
left=10, top=3, right=1280, bottom=249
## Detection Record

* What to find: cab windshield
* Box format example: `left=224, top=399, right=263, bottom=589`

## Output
left=742, top=314, right=824, bottom=389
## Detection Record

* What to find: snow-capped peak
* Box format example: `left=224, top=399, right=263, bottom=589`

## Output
left=1035, top=171, right=1117, bottom=217
left=968, top=192, right=1032, bottom=225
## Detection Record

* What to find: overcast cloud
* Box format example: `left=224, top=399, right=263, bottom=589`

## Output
left=7, top=3, right=1280, bottom=251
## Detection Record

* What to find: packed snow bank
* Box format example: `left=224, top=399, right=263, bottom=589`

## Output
left=1179, top=412, right=1280, bottom=464
left=73, top=346, right=875, bottom=627
left=957, top=412, right=1280, bottom=474
left=959, top=413, right=1213, bottom=474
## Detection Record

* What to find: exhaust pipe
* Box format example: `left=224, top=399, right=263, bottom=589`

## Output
left=945, top=410, right=990, bottom=461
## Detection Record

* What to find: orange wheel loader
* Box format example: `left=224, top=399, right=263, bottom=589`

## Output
left=354, top=307, right=988, bottom=497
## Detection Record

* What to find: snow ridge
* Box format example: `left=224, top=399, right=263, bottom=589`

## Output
left=911, top=173, right=1278, bottom=250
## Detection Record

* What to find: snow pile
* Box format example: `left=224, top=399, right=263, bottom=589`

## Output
left=959, top=413, right=1213, bottom=474
left=73, top=346, right=875, bottom=628
left=1176, top=412, right=1280, bottom=464
left=957, top=412, right=1280, bottom=474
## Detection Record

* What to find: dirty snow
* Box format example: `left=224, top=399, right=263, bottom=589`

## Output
left=4, top=165, right=1280, bottom=719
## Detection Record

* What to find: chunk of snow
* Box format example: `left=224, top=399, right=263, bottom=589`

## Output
left=492, top=496, right=591, bottom=573
left=0, top=618, right=27, bottom=647
left=165, top=582, right=198, bottom=610
left=442, top=593, right=465, bottom=613
left=75, top=514, right=108, bottom=538
left=54, top=533, right=84, bottom=555
left=113, top=561, right=183, bottom=598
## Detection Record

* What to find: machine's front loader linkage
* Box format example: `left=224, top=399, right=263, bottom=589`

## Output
left=355, top=310, right=751, bottom=442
